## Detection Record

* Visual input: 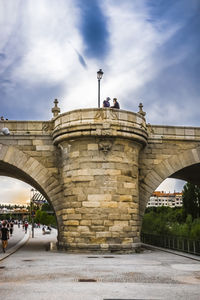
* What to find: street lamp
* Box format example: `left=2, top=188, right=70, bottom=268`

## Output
left=97, top=69, right=104, bottom=108
left=30, top=188, right=35, bottom=238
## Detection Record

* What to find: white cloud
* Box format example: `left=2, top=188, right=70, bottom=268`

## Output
left=11, top=0, right=82, bottom=85
left=0, top=1, right=21, bottom=49
left=0, top=177, right=31, bottom=205
left=0, top=0, right=195, bottom=115
left=93, top=0, right=183, bottom=109
left=156, top=178, right=186, bottom=193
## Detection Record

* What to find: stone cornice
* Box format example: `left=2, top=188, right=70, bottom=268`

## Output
left=147, top=124, right=200, bottom=141
left=52, top=108, right=148, bottom=146
left=0, top=121, right=53, bottom=136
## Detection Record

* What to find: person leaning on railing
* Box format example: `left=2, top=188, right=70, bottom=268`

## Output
left=111, top=98, right=120, bottom=109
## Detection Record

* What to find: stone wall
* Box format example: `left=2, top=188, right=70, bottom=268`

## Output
left=0, top=120, right=57, bottom=175
left=1, top=111, right=200, bottom=251
left=56, top=137, right=142, bottom=251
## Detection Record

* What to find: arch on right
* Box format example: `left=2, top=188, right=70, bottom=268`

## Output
left=139, top=146, right=200, bottom=229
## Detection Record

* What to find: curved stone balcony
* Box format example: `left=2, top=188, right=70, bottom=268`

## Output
left=52, top=108, right=148, bottom=146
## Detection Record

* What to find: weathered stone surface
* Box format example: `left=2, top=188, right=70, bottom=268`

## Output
left=64, top=220, right=79, bottom=226
left=1, top=109, right=200, bottom=252
left=96, top=232, right=112, bottom=238
left=80, top=220, right=91, bottom=226
left=119, top=195, right=133, bottom=202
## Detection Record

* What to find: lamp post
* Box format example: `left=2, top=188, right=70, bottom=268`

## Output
left=30, top=188, right=35, bottom=238
left=97, top=69, right=103, bottom=108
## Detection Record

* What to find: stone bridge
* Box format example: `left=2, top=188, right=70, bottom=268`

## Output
left=1, top=103, right=200, bottom=252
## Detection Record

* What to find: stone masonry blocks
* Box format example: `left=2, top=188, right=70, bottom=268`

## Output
left=2, top=110, right=200, bottom=252
left=58, top=135, right=142, bottom=251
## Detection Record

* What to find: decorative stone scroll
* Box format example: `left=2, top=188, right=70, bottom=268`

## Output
left=94, top=110, right=106, bottom=120
left=42, top=122, right=53, bottom=132
left=94, top=109, right=119, bottom=121
left=147, top=123, right=154, bottom=134
left=101, top=129, right=112, bottom=136
left=108, top=110, right=118, bottom=120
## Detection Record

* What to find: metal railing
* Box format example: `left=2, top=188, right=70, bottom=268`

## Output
left=141, top=233, right=200, bottom=256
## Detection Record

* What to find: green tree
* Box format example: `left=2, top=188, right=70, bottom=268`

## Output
left=182, top=182, right=200, bottom=220
left=142, top=208, right=171, bottom=235
left=41, top=202, right=53, bottom=212
left=190, top=219, right=200, bottom=239
left=35, top=209, right=57, bottom=227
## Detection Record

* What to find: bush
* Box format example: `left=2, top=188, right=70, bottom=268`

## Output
left=142, top=207, right=200, bottom=240
left=35, top=210, right=57, bottom=226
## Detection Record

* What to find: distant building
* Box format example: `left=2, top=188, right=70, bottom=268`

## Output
left=147, top=191, right=183, bottom=208
left=0, top=207, right=12, bottom=214
left=31, top=192, right=47, bottom=207
left=0, top=207, right=29, bottom=219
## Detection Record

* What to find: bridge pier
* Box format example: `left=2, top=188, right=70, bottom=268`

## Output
left=53, top=109, right=147, bottom=251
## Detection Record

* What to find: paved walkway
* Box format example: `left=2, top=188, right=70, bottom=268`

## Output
left=0, top=224, right=29, bottom=258
left=0, top=228, right=200, bottom=300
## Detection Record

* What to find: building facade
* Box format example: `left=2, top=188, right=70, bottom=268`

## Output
left=147, top=191, right=183, bottom=208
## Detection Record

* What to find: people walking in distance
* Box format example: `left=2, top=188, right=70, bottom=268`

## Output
left=24, top=222, right=28, bottom=233
left=9, top=221, right=14, bottom=236
left=6, top=221, right=10, bottom=231
left=0, top=222, right=9, bottom=253
left=103, top=97, right=110, bottom=107
left=111, top=98, right=120, bottom=109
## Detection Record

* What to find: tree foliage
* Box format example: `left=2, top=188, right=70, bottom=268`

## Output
left=142, top=182, right=200, bottom=240
left=142, top=206, right=200, bottom=240
left=182, top=182, right=200, bottom=219
left=34, top=209, right=57, bottom=227
left=41, top=202, right=53, bottom=212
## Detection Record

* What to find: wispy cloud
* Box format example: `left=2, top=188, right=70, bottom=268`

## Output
left=0, top=0, right=199, bottom=123
left=0, top=177, right=31, bottom=205
left=0, top=0, right=199, bottom=201
left=76, top=0, right=110, bottom=60
left=75, top=49, right=87, bottom=69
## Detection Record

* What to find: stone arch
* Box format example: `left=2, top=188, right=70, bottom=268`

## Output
left=0, top=143, right=64, bottom=242
left=139, top=146, right=200, bottom=215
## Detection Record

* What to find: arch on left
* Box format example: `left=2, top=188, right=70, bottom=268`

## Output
left=0, top=144, right=64, bottom=246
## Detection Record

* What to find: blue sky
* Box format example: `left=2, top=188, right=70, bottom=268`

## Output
left=0, top=0, right=199, bottom=203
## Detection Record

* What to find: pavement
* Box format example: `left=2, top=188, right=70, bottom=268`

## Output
left=0, top=224, right=29, bottom=259
left=0, top=228, right=200, bottom=300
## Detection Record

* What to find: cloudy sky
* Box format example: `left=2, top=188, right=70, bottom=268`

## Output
left=0, top=177, right=30, bottom=205
left=0, top=0, right=199, bottom=204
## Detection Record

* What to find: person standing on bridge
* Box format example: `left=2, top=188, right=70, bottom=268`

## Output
left=111, top=98, right=120, bottom=109
left=103, top=97, right=111, bottom=107
left=0, top=222, right=10, bottom=253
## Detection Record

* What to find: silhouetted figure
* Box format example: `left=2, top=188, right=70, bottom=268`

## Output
left=10, top=221, right=14, bottom=236
left=111, top=98, right=120, bottom=109
left=103, top=97, right=110, bottom=107
left=0, top=222, right=9, bottom=253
